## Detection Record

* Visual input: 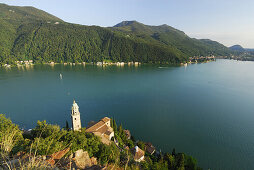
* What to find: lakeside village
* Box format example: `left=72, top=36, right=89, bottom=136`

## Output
left=0, top=55, right=217, bottom=68
left=0, top=100, right=201, bottom=169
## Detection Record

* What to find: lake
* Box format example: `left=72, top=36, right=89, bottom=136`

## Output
left=0, top=59, right=254, bottom=170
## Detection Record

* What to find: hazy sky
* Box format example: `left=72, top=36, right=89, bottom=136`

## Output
left=1, top=0, right=254, bottom=48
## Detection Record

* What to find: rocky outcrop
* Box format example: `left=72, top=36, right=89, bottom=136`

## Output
left=2, top=149, right=101, bottom=170
left=71, top=149, right=92, bottom=169
left=90, top=157, right=98, bottom=165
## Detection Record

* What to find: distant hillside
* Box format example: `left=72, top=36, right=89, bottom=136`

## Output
left=229, top=45, right=245, bottom=52
left=246, top=48, right=254, bottom=52
left=112, top=21, right=230, bottom=57
left=229, top=44, right=254, bottom=61
left=0, top=3, right=231, bottom=65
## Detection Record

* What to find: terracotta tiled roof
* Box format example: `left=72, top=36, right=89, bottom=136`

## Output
left=86, top=121, right=105, bottom=132
left=131, top=146, right=144, bottom=161
left=86, top=117, right=113, bottom=135
left=101, top=117, right=110, bottom=123
left=47, top=148, right=70, bottom=166
left=96, top=124, right=108, bottom=134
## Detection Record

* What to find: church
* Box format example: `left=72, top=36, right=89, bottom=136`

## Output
left=71, top=100, right=114, bottom=145
left=71, top=100, right=82, bottom=131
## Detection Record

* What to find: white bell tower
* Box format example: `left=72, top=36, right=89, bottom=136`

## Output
left=71, top=100, right=81, bottom=131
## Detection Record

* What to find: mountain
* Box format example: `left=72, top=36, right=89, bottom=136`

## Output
left=0, top=3, right=231, bottom=65
left=246, top=48, right=254, bottom=51
left=0, top=3, right=62, bottom=63
left=228, top=45, right=254, bottom=61
left=112, top=21, right=230, bottom=57
left=229, top=45, right=245, bottom=52
left=0, top=3, right=62, bottom=23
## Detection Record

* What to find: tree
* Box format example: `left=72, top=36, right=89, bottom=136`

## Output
left=137, top=141, right=145, bottom=150
left=65, top=120, right=70, bottom=131
left=184, top=154, right=198, bottom=170
left=172, top=148, right=176, bottom=156
left=31, top=120, right=61, bottom=138
left=177, top=153, right=185, bottom=170
left=112, top=118, right=117, bottom=133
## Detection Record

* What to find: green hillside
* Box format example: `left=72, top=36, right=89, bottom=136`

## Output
left=113, top=21, right=230, bottom=57
left=0, top=3, right=62, bottom=22
left=0, top=3, right=231, bottom=65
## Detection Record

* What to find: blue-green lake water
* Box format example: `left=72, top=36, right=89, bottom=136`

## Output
left=0, top=59, right=254, bottom=169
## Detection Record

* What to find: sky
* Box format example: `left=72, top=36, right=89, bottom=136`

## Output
left=1, top=0, right=254, bottom=48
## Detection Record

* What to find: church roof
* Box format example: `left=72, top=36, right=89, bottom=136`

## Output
left=101, top=117, right=110, bottom=123
left=86, top=117, right=113, bottom=135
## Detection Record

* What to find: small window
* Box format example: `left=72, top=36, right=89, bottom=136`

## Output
left=75, top=118, right=76, bottom=120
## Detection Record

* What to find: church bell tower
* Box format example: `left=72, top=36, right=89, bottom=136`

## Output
left=71, top=100, right=81, bottom=131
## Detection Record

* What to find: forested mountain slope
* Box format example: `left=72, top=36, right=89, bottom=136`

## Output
left=113, top=21, right=230, bottom=57
left=0, top=3, right=231, bottom=65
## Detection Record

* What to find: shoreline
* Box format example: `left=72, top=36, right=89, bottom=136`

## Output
left=0, top=59, right=217, bottom=69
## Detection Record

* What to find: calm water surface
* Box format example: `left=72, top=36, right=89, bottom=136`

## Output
left=0, top=59, right=254, bottom=170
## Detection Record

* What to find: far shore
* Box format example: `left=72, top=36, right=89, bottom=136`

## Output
left=0, top=56, right=218, bottom=68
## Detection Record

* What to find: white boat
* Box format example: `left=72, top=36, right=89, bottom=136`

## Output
left=60, top=73, right=63, bottom=79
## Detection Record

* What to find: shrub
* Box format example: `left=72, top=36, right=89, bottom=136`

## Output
left=0, top=114, right=23, bottom=156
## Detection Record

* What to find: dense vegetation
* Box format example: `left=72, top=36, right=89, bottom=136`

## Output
left=0, top=114, right=201, bottom=169
left=0, top=3, right=231, bottom=66
left=112, top=21, right=230, bottom=57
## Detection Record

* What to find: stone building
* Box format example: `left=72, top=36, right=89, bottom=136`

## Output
left=131, top=146, right=145, bottom=162
left=71, top=100, right=82, bottom=131
left=86, top=117, right=114, bottom=145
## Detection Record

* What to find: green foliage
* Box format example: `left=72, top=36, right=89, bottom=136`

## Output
left=151, top=159, right=168, bottom=170
left=65, top=120, right=70, bottom=131
left=112, top=118, right=117, bottom=132
left=97, top=144, right=119, bottom=165
left=26, top=120, right=120, bottom=165
left=172, top=148, right=176, bottom=156
left=137, top=141, right=146, bottom=150
left=163, top=151, right=201, bottom=170
left=111, top=118, right=131, bottom=149
left=30, top=134, right=66, bottom=155
left=0, top=114, right=23, bottom=156
left=113, top=21, right=231, bottom=58
left=0, top=114, right=202, bottom=169
left=184, top=154, right=198, bottom=170
left=31, top=120, right=61, bottom=138
left=127, top=139, right=135, bottom=148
